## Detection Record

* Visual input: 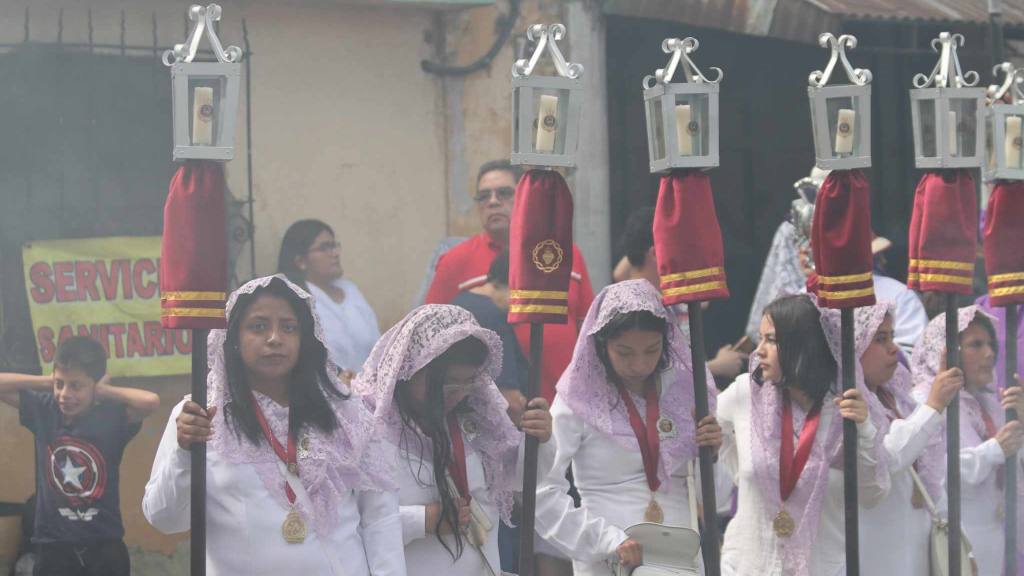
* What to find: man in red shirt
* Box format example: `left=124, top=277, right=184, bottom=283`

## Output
left=425, top=160, right=594, bottom=402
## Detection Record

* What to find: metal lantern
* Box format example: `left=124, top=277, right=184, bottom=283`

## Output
left=642, top=37, right=722, bottom=173
left=163, top=4, right=243, bottom=161
left=511, top=23, right=585, bottom=168
left=986, top=62, right=1024, bottom=179
left=807, top=34, right=872, bottom=170
left=910, top=32, right=986, bottom=169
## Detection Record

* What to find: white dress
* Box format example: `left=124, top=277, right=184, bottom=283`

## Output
left=396, top=417, right=520, bottom=576
left=717, top=375, right=887, bottom=576
left=534, top=393, right=699, bottom=576
left=859, top=403, right=943, bottom=576
left=143, top=400, right=405, bottom=576
left=960, top=421, right=1010, bottom=576
left=306, top=278, right=380, bottom=372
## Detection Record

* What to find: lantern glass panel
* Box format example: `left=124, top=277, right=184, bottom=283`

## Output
left=1002, top=112, right=1024, bottom=170
left=823, top=95, right=863, bottom=158
left=646, top=97, right=666, bottom=162
left=186, top=75, right=227, bottom=148
left=528, top=87, right=571, bottom=156
left=672, top=93, right=710, bottom=157
left=917, top=99, right=937, bottom=158
left=949, top=98, right=978, bottom=157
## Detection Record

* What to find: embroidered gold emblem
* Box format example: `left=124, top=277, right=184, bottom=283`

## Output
left=532, top=240, right=564, bottom=274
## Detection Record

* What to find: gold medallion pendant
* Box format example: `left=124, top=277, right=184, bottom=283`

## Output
left=282, top=509, right=307, bottom=544
left=772, top=509, right=795, bottom=538
left=644, top=498, right=664, bottom=524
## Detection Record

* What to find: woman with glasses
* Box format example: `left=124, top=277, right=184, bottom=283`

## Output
left=278, top=219, right=380, bottom=375
left=354, top=304, right=552, bottom=575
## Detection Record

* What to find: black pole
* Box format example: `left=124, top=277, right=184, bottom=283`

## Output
left=518, top=323, right=544, bottom=576
left=945, top=297, right=962, bottom=576
left=687, top=303, right=720, bottom=575
left=840, top=309, right=860, bottom=576
left=190, top=329, right=208, bottom=576
left=990, top=0, right=1005, bottom=66
left=1005, top=304, right=1018, bottom=576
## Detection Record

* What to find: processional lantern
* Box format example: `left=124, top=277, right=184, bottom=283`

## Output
left=910, top=32, right=986, bottom=169
left=987, top=62, right=1024, bottom=180
left=163, top=3, right=243, bottom=161
left=642, top=37, right=722, bottom=173
left=808, top=33, right=872, bottom=170
left=511, top=23, right=584, bottom=168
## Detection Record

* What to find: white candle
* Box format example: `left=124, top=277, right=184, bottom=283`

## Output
left=948, top=110, right=958, bottom=156
left=1005, top=116, right=1022, bottom=168
left=675, top=104, right=693, bottom=155
left=535, top=94, right=559, bottom=153
left=834, top=108, right=855, bottom=154
left=192, top=87, right=214, bottom=146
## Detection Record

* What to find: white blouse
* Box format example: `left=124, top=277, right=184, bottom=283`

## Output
left=396, top=419, right=521, bottom=576
left=143, top=400, right=405, bottom=576
left=534, top=393, right=699, bottom=576
left=718, top=376, right=887, bottom=576
left=306, top=278, right=380, bottom=372
left=860, top=403, right=943, bottom=576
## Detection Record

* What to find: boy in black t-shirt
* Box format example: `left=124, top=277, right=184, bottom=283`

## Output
left=0, top=336, right=160, bottom=576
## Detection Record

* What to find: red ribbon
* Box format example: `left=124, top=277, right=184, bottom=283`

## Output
left=252, top=393, right=298, bottom=505
left=446, top=414, right=470, bottom=499
left=617, top=382, right=661, bottom=493
left=780, top=391, right=821, bottom=502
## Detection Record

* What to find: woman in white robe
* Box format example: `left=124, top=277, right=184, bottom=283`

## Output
left=143, top=275, right=404, bottom=576
left=911, top=306, right=1024, bottom=576
left=834, top=302, right=950, bottom=575
left=718, top=294, right=889, bottom=576
left=533, top=280, right=722, bottom=576
left=278, top=219, right=380, bottom=372
left=353, top=304, right=551, bottom=576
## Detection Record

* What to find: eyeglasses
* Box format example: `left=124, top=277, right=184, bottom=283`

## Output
left=473, top=187, right=515, bottom=204
left=307, top=241, right=340, bottom=254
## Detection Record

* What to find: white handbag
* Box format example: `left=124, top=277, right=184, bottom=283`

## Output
left=908, top=468, right=978, bottom=576
left=614, top=463, right=702, bottom=576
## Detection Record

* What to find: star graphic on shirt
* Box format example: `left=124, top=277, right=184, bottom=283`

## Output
left=61, top=457, right=87, bottom=491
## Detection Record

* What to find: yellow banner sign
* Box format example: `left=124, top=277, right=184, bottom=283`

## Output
left=22, top=236, right=190, bottom=377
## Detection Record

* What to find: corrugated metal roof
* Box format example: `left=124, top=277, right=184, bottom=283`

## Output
left=804, top=0, right=1024, bottom=26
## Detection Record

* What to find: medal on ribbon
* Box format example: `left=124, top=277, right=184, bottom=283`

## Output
left=616, top=379, right=665, bottom=524
left=775, top=390, right=822, bottom=538
left=252, top=392, right=307, bottom=544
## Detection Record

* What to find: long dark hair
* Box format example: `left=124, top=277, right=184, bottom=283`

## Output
left=223, top=277, right=347, bottom=445
left=593, top=310, right=672, bottom=385
left=394, top=336, right=489, bottom=560
left=759, top=294, right=837, bottom=407
left=277, top=219, right=334, bottom=286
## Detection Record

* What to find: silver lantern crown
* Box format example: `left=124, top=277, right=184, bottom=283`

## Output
left=909, top=32, right=986, bottom=169
left=986, top=62, right=1024, bottom=179
left=511, top=23, right=585, bottom=168
left=163, top=4, right=243, bottom=161
left=642, top=37, right=723, bottom=173
left=807, top=33, right=872, bottom=170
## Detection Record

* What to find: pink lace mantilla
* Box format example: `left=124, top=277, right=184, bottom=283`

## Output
left=206, top=274, right=395, bottom=538
left=556, top=280, right=715, bottom=487
left=352, top=304, right=521, bottom=522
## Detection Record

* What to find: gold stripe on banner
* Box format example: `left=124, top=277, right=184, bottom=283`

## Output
left=991, top=285, right=1024, bottom=298
left=510, top=290, right=569, bottom=300
left=909, top=258, right=974, bottom=272
left=906, top=272, right=972, bottom=286
left=162, top=307, right=226, bottom=319
left=662, top=281, right=727, bottom=298
left=817, top=271, right=872, bottom=286
left=988, top=271, right=1024, bottom=284
left=660, top=267, right=724, bottom=285
left=818, top=287, right=876, bottom=301
left=509, top=304, right=569, bottom=315
left=162, top=291, right=227, bottom=302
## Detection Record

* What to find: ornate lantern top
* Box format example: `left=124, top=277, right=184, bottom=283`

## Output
left=513, top=23, right=583, bottom=80
left=808, top=33, right=871, bottom=89
left=912, top=32, right=979, bottom=90
left=988, top=62, right=1024, bottom=105
left=162, top=4, right=243, bottom=66
left=642, top=37, right=722, bottom=90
